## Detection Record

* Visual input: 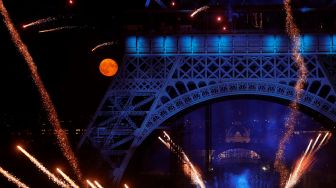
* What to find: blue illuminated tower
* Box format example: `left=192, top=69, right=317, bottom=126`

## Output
left=79, top=34, right=336, bottom=186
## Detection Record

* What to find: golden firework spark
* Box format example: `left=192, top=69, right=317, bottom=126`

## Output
left=94, top=180, right=104, bottom=188
left=190, top=6, right=209, bottom=18
left=87, top=180, right=97, bottom=188
left=22, top=16, right=58, bottom=29
left=17, top=146, right=70, bottom=188
left=57, top=168, right=80, bottom=188
left=285, top=132, right=331, bottom=188
left=159, top=132, right=205, bottom=188
left=38, top=26, right=80, bottom=33
left=0, top=0, right=82, bottom=181
left=0, top=166, right=30, bottom=188
left=274, top=0, right=308, bottom=186
left=91, top=42, right=114, bottom=52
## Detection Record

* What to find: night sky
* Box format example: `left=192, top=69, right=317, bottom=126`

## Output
left=0, top=0, right=336, bottom=187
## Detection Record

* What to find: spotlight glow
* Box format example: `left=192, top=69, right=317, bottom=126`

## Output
left=17, top=146, right=70, bottom=188
left=0, top=1, right=82, bottom=181
left=0, top=166, right=30, bottom=188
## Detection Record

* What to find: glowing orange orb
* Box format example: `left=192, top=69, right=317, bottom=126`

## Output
left=99, top=58, right=118, bottom=77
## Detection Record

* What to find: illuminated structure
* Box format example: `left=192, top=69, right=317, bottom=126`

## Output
left=79, top=34, right=336, bottom=185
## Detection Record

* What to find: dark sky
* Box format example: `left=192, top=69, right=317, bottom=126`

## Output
left=1, top=0, right=336, bottom=129
left=0, top=0, right=336, bottom=187
left=0, top=0, right=126, bottom=129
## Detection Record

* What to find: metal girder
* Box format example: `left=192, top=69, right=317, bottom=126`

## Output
left=79, top=34, right=336, bottom=187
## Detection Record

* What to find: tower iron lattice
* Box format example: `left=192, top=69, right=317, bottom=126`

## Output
left=79, top=34, right=336, bottom=186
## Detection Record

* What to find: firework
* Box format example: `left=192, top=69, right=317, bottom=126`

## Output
left=0, top=166, right=30, bottom=188
left=17, top=146, right=70, bottom=188
left=91, top=42, right=114, bottom=52
left=87, top=180, right=97, bottom=188
left=38, top=26, right=80, bottom=33
left=285, top=132, right=331, bottom=188
left=159, top=132, right=205, bottom=188
left=94, top=180, right=104, bottom=188
left=22, top=17, right=58, bottom=29
left=57, top=168, right=80, bottom=188
left=124, top=184, right=129, bottom=188
left=190, top=6, right=209, bottom=18
left=274, top=0, right=308, bottom=186
left=0, top=1, right=82, bottom=181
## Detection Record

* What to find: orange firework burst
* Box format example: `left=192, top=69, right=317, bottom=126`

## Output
left=0, top=0, right=82, bottom=181
left=274, top=0, right=308, bottom=186
left=285, top=132, right=331, bottom=188
left=0, top=166, right=30, bottom=188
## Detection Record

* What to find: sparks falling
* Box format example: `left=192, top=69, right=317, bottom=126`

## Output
left=57, top=168, right=80, bottom=188
left=87, top=180, right=97, bottom=188
left=159, top=131, right=206, bottom=188
left=17, top=146, right=70, bottom=188
left=0, top=1, right=82, bottom=181
left=0, top=166, right=30, bottom=188
left=274, top=0, right=308, bottom=186
left=190, top=5, right=209, bottom=18
left=22, top=17, right=58, bottom=29
left=94, top=180, right=104, bottom=188
left=38, top=25, right=80, bottom=33
left=91, top=42, right=114, bottom=52
left=285, top=132, right=331, bottom=188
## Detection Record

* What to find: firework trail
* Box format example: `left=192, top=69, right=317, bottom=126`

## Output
left=87, top=180, right=97, bottom=188
left=38, top=26, right=81, bottom=33
left=274, top=0, right=308, bottom=186
left=91, top=42, right=114, bottom=52
left=0, top=166, right=30, bottom=188
left=0, top=1, right=82, bottom=181
left=190, top=6, right=209, bottom=18
left=124, top=184, right=129, bottom=188
left=285, top=132, right=331, bottom=188
left=17, top=146, right=70, bottom=188
left=94, top=180, right=104, bottom=188
left=159, top=131, right=205, bottom=188
left=57, top=168, right=80, bottom=188
left=22, top=17, right=58, bottom=29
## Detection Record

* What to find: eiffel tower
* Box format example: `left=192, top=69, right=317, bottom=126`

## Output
left=79, top=34, right=336, bottom=186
